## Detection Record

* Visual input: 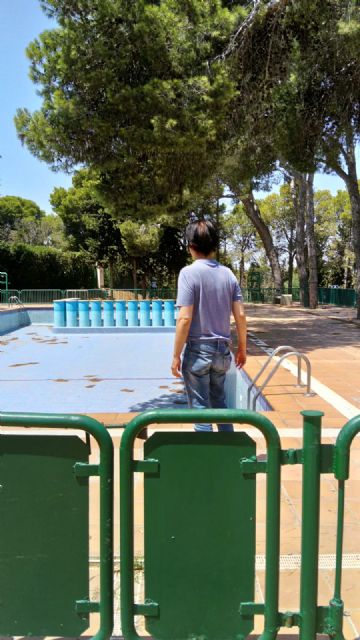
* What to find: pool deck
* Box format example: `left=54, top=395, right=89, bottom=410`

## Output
left=2, top=303, right=360, bottom=638
left=91, top=302, right=360, bottom=429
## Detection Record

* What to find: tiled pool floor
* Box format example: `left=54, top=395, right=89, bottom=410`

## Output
left=0, top=325, right=186, bottom=413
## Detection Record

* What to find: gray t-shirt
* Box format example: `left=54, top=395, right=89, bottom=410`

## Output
left=176, top=259, right=242, bottom=340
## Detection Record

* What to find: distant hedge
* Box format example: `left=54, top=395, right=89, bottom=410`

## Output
left=0, top=243, right=96, bottom=289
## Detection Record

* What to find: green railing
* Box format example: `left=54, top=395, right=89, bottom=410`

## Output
left=242, top=287, right=279, bottom=303
left=120, top=408, right=351, bottom=640
left=318, top=287, right=357, bottom=308
left=0, top=286, right=357, bottom=307
left=0, top=407, right=359, bottom=639
left=19, top=289, right=64, bottom=303
left=0, top=412, right=114, bottom=640
left=120, top=408, right=281, bottom=640
left=0, top=288, right=19, bottom=303
left=0, top=288, right=177, bottom=304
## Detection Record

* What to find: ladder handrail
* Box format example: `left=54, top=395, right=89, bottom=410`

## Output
left=251, top=351, right=313, bottom=410
left=8, top=295, right=25, bottom=310
left=247, top=345, right=300, bottom=409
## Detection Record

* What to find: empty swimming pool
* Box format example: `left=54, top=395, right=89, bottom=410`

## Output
left=0, top=309, right=271, bottom=413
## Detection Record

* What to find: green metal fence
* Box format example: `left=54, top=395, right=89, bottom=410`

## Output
left=0, top=289, right=19, bottom=303
left=0, top=412, right=114, bottom=640
left=318, top=287, right=358, bottom=308
left=19, top=289, right=64, bottom=303
left=120, top=408, right=354, bottom=640
left=0, top=288, right=177, bottom=304
left=242, top=287, right=279, bottom=303
left=0, top=286, right=357, bottom=307
left=0, top=407, right=359, bottom=639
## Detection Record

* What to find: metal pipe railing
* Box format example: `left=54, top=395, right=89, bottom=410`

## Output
left=247, top=346, right=300, bottom=409
left=249, top=348, right=314, bottom=410
left=120, top=408, right=282, bottom=640
left=8, top=295, right=25, bottom=310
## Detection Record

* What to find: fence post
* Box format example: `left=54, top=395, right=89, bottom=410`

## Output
left=299, top=410, right=323, bottom=640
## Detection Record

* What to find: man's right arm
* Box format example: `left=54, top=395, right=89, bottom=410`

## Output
left=232, top=300, right=247, bottom=368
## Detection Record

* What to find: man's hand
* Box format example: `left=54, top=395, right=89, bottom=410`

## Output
left=232, top=300, right=247, bottom=370
left=235, top=349, right=246, bottom=369
left=171, top=355, right=182, bottom=378
left=171, top=305, right=193, bottom=378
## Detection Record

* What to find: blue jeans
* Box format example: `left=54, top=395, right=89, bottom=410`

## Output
left=181, top=339, right=233, bottom=432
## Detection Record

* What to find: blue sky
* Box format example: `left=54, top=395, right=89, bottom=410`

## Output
left=0, top=0, right=355, bottom=215
left=0, top=0, right=72, bottom=213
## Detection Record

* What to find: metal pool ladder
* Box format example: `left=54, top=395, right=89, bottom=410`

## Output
left=247, top=345, right=315, bottom=410
left=8, top=295, right=25, bottom=310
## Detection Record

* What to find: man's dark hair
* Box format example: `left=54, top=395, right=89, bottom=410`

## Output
left=185, top=219, right=219, bottom=256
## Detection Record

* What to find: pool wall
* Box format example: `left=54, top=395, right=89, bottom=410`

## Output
left=0, top=309, right=31, bottom=333
left=225, top=363, right=272, bottom=412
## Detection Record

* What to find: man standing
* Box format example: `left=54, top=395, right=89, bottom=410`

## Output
left=171, top=219, right=247, bottom=431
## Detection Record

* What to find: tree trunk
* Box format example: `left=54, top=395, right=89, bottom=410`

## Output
left=290, top=175, right=308, bottom=306
left=216, top=198, right=220, bottom=261
left=343, top=248, right=351, bottom=288
left=344, top=137, right=360, bottom=318
left=240, top=191, right=283, bottom=292
left=108, top=260, right=114, bottom=289
left=288, top=248, right=294, bottom=294
left=132, top=257, right=138, bottom=290
left=239, top=252, right=245, bottom=288
left=305, top=173, right=318, bottom=309
left=287, top=226, right=295, bottom=294
left=327, top=131, right=360, bottom=318
left=346, top=172, right=360, bottom=317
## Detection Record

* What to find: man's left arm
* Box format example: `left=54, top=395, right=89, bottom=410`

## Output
left=171, top=305, right=193, bottom=378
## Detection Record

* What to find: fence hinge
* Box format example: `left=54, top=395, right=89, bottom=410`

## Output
left=316, top=601, right=344, bottom=635
left=281, top=449, right=303, bottom=465
left=73, top=462, right=100, bottom=477
left=320, top=444, right=336, bottom=474
left=240, top=456, right=267, bottom=475
left=239, top=602, right=265, bottom=616
left=279, top=611, right=301, bottom=628
left=76, top=599, right=100, bottom=613
left=134, top=600, right=159, bottom=616
left=133, top=459, right=160, bottom=474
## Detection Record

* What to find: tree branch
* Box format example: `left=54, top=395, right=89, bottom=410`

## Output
left=213, top=0, right=291, bottom=63
left=327, top=156, right=350, bottom=186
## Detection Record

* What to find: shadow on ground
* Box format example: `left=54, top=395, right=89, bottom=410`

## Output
left=130, top=392, right=187, bottom=412
left=237, top=304, right=360, bottom=355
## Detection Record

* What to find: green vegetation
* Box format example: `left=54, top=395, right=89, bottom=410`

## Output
left=11, top=0, right=360, bottom=312
left=0, top=243, right=95, bottom=289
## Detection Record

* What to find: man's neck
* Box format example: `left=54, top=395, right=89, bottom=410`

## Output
left=191, top=250, right=216, bottom=261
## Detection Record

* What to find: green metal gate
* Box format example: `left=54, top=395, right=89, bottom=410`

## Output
left=120, top=409, right=282, bottom=640
left=1, top=407, right=360, bottom=640
left=0, top=412, right=114, bottom=640
left=120, top=408, right=360, bottom=640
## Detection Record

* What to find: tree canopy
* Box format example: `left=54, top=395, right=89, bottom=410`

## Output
left=16, top=0, right=245, bottom=217
left=13, top=0, right=360, bottom=310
